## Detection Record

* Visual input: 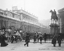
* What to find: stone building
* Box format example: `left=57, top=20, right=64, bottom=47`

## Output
left=0, top=8, right=45, bottom=34
left=58, top=8, right=64, bottom=33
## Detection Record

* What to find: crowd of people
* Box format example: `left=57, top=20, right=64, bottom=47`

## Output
left=24, top=33, right=48, bottom=47
left=24, top=33, right=62, bottom=47
left=0, top=28, right=63, bottom=47
left=0, top=28, right=22, bottom=47
left=33, top=33, right=47, bottom=43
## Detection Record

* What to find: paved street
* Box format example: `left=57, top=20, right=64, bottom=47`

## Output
left=0, top=40, right=64, bottom=51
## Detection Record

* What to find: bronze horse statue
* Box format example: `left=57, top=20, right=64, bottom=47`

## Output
left=50, top=10, right=58, bottom=20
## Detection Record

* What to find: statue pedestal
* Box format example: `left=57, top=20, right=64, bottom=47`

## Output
left=50, top=24, right=59, bottom=35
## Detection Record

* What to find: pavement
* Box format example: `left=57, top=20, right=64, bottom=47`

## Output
left=0, top=40, right=64, bottom=51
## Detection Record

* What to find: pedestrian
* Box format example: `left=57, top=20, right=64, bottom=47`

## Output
left=33, top=35, right=37, bottom=43
left=57, top=33, right=62, bottom=47
left=24, top=33, right=30, bottom=47
left=43, top=33, right=47, bottom=43
left=37, top=34, right=39, bottom=42
left=39, top=34, right=43, bottom=44
left=15, top=35, right=17, bottom=43
left=52, top=35, right=57, bottom=47
left=0, top=30, right=8, bottom=47
left=11, top=35, right=14, bottom=43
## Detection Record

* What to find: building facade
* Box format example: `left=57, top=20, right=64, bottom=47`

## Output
left=58, top=8, right=64, bottom=33
left=0, top=8, right=45, bottom=34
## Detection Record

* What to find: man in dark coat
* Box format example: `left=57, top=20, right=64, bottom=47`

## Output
left=24, top=33, right=30, bottom=47
left=57, top=34, right=62, bottom=47
left=52, top=36, right=56, bottom=47
left=43, top=33, right=47, bottom=43
left=33, top=35, right=36, bottom=43
left=39, top=34, right=43, bottom=44
left=11, top=35, right=14, bottom=43
left=37, top=34, right=39, bottom=42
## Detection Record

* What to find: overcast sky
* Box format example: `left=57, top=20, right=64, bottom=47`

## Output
left=0, top=0, right=64, bottom=21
